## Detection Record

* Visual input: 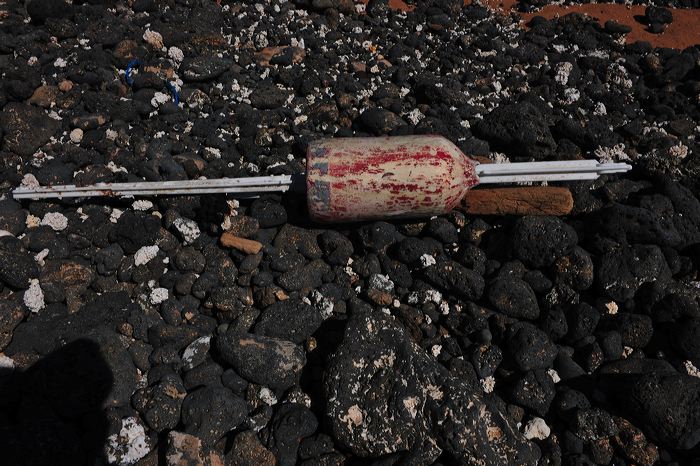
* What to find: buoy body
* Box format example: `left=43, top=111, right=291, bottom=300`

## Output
left=306, top=135, right=479, bottom=223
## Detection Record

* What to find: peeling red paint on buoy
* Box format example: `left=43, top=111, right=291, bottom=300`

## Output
left=306, top=135, right=479, bottom=223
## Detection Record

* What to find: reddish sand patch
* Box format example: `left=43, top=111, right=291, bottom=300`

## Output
left=478, top=0, right=700, bottom=49
left=361, top=0, right=700, bottom=49
left=387, top=0, right=415, bottom=11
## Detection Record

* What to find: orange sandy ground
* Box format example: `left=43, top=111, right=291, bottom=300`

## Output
left=378, top=0, right=700, bottom=49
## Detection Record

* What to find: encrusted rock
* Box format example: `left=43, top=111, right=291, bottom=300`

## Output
left=165, top=431, right=224, bottom=466
left=324, top=299, right=539, bottom=463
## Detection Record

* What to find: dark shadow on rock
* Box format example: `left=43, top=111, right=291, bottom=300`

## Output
left=0, top=339, right=113, bottom=466
left=633, top=14, right=648, bottom=25
left=300, top=317, right=348, bottom=419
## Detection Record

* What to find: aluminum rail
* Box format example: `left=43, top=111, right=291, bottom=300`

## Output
left=12, top=175, right=298, bottom=200
left=12, top=160, right=631, bottom=200
left=476, top=160, right=631, bottom=184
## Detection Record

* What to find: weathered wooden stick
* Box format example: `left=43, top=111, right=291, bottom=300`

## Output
left=220, top=232, right=263, bottom=254
left=461, top=187, right=574, bottom=216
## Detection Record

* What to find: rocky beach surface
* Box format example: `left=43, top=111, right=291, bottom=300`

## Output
left=1, top=0, right=700, bottom=464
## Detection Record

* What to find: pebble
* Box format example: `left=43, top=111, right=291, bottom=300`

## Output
left=253, top=299, right=324, bottom=344
left=105, top=417, right=152, bottom=465
left=487, top=278, right=540, bottom=320
left=268, top=403, right=318, bottom=464
left=226, top=431, right=276, bottom=465
left=216, top=332, right=306, bottom=391
left=58, top=80, right=73, bottom=92
left=143, top=29, right=164, bottom=49
left=423, top=260, right=485, bottom=301
left=182, top=336, right=211, bottom=370
left=474, top=102, right=556, bottom=161
left=165, top=431, right=222, bottom=466
left=507, top=322, right=558, bottom=372
left=523, top=417, right=551, bottom=440
left=0, top=103, right=60, bottom=157
left=180, top=387, right=247, bottom=444
left=250, top=198, right=287, bottom=228
left=69, top=128, right=83, bottom=144
left=168, top=46, right=184, bottom=63
left=134, top=245, right=160, bottom=266
left=150, top=287, right=169, bottom=305
left=132, top=200, right=154, bottom=211
left=173, top=217, right=200, bottom=245
left=511, top=216, right=578, bottom=268
left=40, top=212, right=68, bottom=231
left=23, top=279, right=45, bottom=313
left=132, top=374, right=187, bottom=432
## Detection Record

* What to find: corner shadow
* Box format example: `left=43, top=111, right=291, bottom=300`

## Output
left=0, top=339, right=113, bottom=466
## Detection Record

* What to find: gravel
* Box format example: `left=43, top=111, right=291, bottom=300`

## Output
left=1, top=0, right=700, bottom=464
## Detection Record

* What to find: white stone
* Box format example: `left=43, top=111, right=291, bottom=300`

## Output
left=489, top=152, right=510, bottom=164
left=70, top=128, right=83, bottom=143
left=150, top=92, right=170, bottom=108
left=684, top=360, right=700, bottom=378
left=259, top=387, right=277, bottom=406
left=523, top=417, right=551, bottom=440
left=24, top=279, right=45, bottom=313
left=622, top=346, right=634, bottom=358
left=134, top=245, right=159, bottom=266
left=132, top=200, right=153, bottom=211
left=548, top=368, right=561, bottom=383
left=284, top=389, right=311, bottom=408
left=150, top=287, right=169, bottom=304
left=34, top=248, right=49, bottom=267
left=168, top=46, right=184, bottom=63
left=53, top=57, right=67, bottom=68
left=0, top=354, right=15, bottom=369
left=106, top=129, right=119, bottom=141
left=310, top=290, right=334, bottom=319
left=182, top=336, right=211, bottom=370
left=554, top=62, right=573, bottom=85
left=424, top=289, right=442, bottom=304
left=105, top=417, right=152, bottom=465
left=563, top=88, right=580, bottom=104
left=605, top=301, right=618, bottom=315
left=439, top=301, right=450, bottom=315
left=420, top=254, right=436, bottom=268
left=25, top=214, right=41, bottom=228
left=21, top=173, right=40, bottom=189
left=481, top=376, right=495, bottom=393
left=594, top=144, right=630, bottom=164
left=669, top=143, right=689, bottom=159
left=173, top=217, right=200, bottom=245
left=368, top=274, right=394, bottom=293
left=107, top=161, right=128, bottom=174
left=41, top=212, right=68, bottom=231
left=110, top=208, right=123, bottom=223
left=406, top=108, right=424, bottom=125
left=142, top=29, right=164, bottom=49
